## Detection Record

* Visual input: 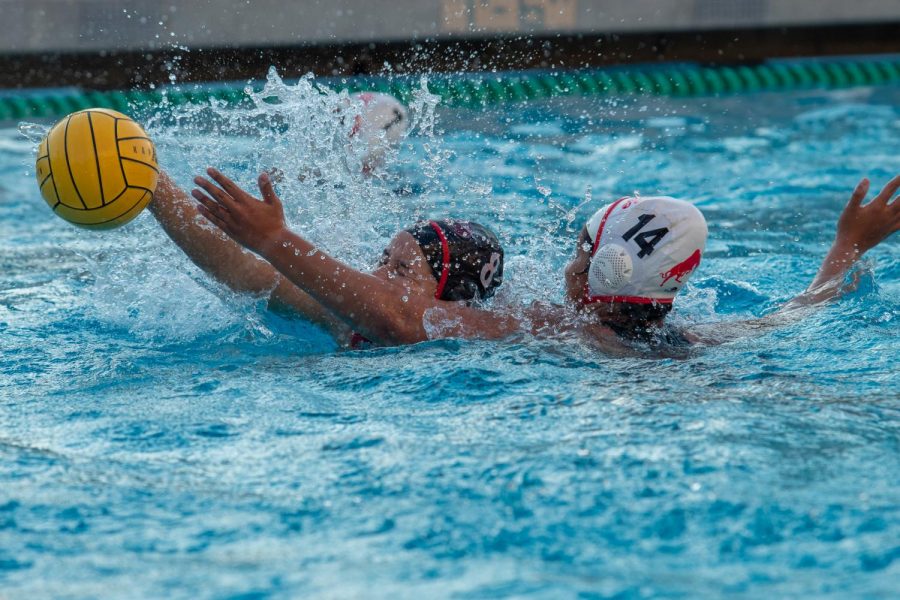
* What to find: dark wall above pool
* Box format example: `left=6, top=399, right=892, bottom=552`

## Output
left=5, top=0, right=900, bottom=52
left=3, top=0, right=900, bottom=89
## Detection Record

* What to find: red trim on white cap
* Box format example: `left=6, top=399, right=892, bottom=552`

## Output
left=429, top=221, right=451, bottom=299
left=349, top=94, right=375, bottom=137
left=590, top=196, right=630, bottom=255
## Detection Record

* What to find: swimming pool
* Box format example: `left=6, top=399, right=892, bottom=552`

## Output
left=1, top=73, right=898, bottom=598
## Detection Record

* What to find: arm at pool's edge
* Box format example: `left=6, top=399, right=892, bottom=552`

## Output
left=150, top=169, right=352, bottom=342
left=684, top=175, right=900, bottom=345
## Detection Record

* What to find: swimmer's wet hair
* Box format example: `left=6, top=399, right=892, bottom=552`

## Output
left=406, top=220, right=504, bottom=302
left=604, top=303, right=677, bottom=342
left=620, top=302, right=672, bottom=325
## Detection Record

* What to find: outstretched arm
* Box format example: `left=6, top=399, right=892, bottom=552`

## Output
left=151, top=170, right=279, bottom=293
left=688, top=175, right=900, bottom=344
left=150, top=169, right=350, bottom=340
left=192, top=168, right=522, bottom=345
left=795, top=175, right=900, bottom=304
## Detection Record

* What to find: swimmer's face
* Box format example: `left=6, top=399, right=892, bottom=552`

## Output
left=564, top=227, right=592, bottom=305
left=372, top=231, right=435, bottom=288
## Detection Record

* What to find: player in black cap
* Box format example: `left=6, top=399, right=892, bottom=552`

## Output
left=151, top=167, right=513, bottom=347
left=404, top=219, right=503, bottom=302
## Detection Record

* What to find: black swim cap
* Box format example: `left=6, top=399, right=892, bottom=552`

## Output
left=405, top=220, right=504, bottom=302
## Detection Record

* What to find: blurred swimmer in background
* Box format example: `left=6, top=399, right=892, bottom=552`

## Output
left=349, top=92, right=409, bottom=174
left=272, top=91, right=409, bottom=184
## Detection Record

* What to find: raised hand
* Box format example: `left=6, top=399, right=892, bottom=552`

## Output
left=834, top=175, right=900, bottom=255
left=804, top=175, right=900, bottom=294
left=192, top=168, right=286, bottom=256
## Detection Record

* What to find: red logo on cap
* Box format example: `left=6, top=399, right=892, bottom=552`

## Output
left=659, top=249, right=701, bottom=287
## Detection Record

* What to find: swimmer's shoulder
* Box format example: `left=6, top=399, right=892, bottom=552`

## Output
left=660, top=324, right=695, bottom=347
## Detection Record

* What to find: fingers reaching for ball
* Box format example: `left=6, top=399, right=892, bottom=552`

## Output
left=191, top=168, right=288, bottom=256
left=206, top=167, right=250, bottom=204
left=193, top=174, right=234, bottom=208
left=191, top=188, right=230, bottom=231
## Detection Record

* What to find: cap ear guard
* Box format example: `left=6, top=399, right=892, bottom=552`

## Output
left=441, top=277, right=481, bottom=302
left=588, top=243, right=633, bottom=293
left=442, top=247, right=504, bottom=302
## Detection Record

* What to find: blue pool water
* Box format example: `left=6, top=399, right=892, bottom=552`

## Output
left=1, top=75, right=899, bottom=598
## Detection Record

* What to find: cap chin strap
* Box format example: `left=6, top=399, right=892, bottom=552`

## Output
left=429, top=221, right=451, bottom=300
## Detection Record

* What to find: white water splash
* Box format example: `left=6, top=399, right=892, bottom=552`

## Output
left=82, top=68, right=455, bottom=341
left=16, top=122, right=50, bottom=147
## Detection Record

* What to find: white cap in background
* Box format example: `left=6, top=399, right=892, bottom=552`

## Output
left=348, top=92, right=409, bottom=168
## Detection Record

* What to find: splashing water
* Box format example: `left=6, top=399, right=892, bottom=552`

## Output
left=141, top=69, right=446, bottom=263
left=13, top=69, right=573, bottom=345
left=82, top=69, right=472, bottom=342
left=16, top=122, right=49, bottom=145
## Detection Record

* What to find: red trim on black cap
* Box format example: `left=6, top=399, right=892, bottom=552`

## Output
left=429, top=221, right=451, bottom=299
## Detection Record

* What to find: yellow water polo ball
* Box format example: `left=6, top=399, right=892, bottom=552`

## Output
left=35, top=108, right=158, bottom=229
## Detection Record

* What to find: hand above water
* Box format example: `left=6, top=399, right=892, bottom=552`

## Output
left=192, top=168, right=287, bottom=256
left=834, top=175, right=900, bottom=255
left=807, top=174, right=900, bottom=293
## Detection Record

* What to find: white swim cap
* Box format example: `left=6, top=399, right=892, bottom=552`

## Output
left=349, top=92, right=409, bottom=164
left=584, top=196, right=707, bottom=305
